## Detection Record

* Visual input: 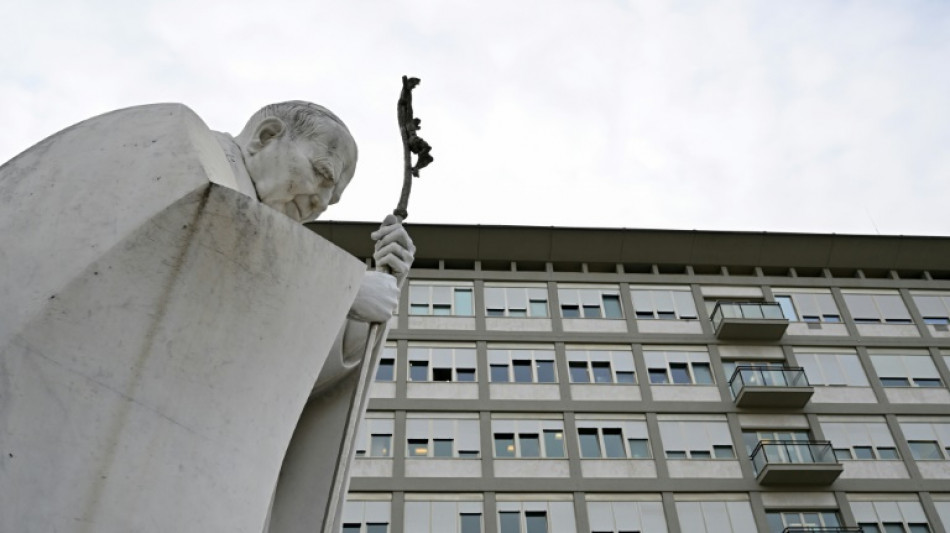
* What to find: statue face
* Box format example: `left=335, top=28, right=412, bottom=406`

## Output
left=245, top=121, right=357, bottom=222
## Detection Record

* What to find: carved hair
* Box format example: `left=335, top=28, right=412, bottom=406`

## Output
left=249, top=100, right=353, bottom=141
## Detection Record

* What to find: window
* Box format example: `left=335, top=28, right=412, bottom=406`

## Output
left=575, top=418, right=651, bottom=459
left=492, top=419, right=566, bottom=458
left=341, top=498, right=391, bottom=533
left=404, top=498, right=483, bottom=533
left=407, top=344, right=477, bottom=382
left=355, top=414, right=395, bottom=458
left=558, top=286, right=623, bottom=319
left=658, top=418, right=736, bottom=459
left=870, top=354, right=943, bottom=388
left=566, top=348, right=636, bottom=384
left=766, top=510, right=842, bottom=533
left=485, top=285, right=549, bottom=317
left=586, top=499, right=668, bottom=532
left=488, top=346, right=557, bottom=384
left=851, top=499, right=931, bottom=533
left=843, top=291, right=913, bottom=324
left=375, top=345, right=396, bottom=382
left=630, top=286, right=698, bottom=320
left=795, top=350, right=870, bottom=386
left=496, top=500, right=575, bottom=533
left=820, top=419, right=900, bottom=460
left=899, top=419, right=950, bottom=461
left=675, top=499, right=756, bottom=532
left=645, top=349, right=714, bottom=385
left=409, top=282, right=474, bottom=316
left=773, top=289, right=842, bottom=323
left=405, top=415, right=480, bottom=458
left=912, top=292, right=950, bottom=325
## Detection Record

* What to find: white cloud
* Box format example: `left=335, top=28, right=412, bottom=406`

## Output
left=2, top=0, right=949, bottom=236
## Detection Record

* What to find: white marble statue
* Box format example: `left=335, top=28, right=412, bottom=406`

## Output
left=0, top=101, right=412, bottom=533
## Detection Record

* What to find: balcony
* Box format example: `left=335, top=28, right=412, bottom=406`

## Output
left=782, top=526, right=864, bottom=533
left=751, top=440, right=843, bottom=485
left=729, top=366, right=813, bottom=408
left=710, top=301, right=789, bottom=340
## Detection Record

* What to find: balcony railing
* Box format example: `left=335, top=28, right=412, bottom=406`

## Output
left=750, top=440, right=843, bottom=485
left=710, top=301, right=789, bottom=340
left=729, top=366, right=813, bottom=408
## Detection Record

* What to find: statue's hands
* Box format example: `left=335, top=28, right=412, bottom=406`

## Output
left=348, top=271, right=399, bottom=323
left=346, top=215, right=414, bottom=324
left=371, top=214, right=415, bottom=285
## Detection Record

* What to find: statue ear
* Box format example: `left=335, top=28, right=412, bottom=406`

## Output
left=247, top=117, right=285, bottom=153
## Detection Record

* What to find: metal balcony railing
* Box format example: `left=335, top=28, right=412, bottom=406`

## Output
left=751, top=440, right=838, bottom=474
left=729, top=366, right=810, bottom=396
left=710, top=301, right=789, bottom=339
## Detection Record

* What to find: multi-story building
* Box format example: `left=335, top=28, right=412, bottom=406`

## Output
left=310, top=221, right=950, bottom=533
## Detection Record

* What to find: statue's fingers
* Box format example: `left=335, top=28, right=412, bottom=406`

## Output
left=375, top=255, right=410, bottom=275
left=374, top=242, right=414, bottom=266
left=374, top=227, right=415, bottom=252
left=370, top=214, right=403, bottom=240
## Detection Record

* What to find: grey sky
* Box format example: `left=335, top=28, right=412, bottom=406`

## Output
left=3, top=1, right=949, bottom=235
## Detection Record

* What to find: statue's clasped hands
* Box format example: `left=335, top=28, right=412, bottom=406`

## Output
left=347, top=214, right=415, bottom=323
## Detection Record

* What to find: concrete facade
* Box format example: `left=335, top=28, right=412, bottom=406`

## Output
left=313, top=222, right=950, bottom=533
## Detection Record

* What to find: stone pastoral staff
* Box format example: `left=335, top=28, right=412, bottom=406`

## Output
left=0, top=101, right=413, bottom=533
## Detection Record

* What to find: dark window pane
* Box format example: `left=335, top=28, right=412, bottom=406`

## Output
left=408, top=438, right=429, bottom=457
left=525, top=511, right=547, bottom=533
left=582, top=305, right=602, bottom=318
left=579, top=428, right=601, bottom=458
left=509, top=309, right=527, bottom=318
left=433, top=304, right=452, bottom=316
left=910, top=440, right=943, bottom=460
left=457, top=368, right=476, bottom=382
left=881, top=377, right=911, bottom=387
left=520, top=433, right=540, bottom=457
left=495, top=434, right=515, bottom=457
left=859, top=524, right=882, bottom=533
left=458, top=450, right=479, bottom=458
left=434, top=439, right=453, bottom=457
left=877, top=447, right=899, bottom=460
left=853, top=446, right=874, bottom=459
left=370, top=434, right=391, bottom=457
left=914, top=378, right=943, bottom=387
left=536, top=361, right=556, bottom=383
left=410, top=303, right=429, bottom=315
left=569, top=362, right=590, bottom=383
left=615, top=371, right=635, bottom=383
left=529, top=300, right=548, bottom=317
left=628, top=439, right=651, bottom=458
left=713, top=445, right=735, bottom=459
left=409, top=361, right=428, bottom=381
left=499, top=512, right=521, bottom=533
left=603, top=428, right=625, bottom=458
left=432, top=367, right=453, bottom=382
left=487, top=308, right=506, bottom=317
left=603, top=295, right=623, bottom=318
left=692, top=363, right=713, bottom=384
left=670, top=363, right=691, bottom=384
left=513, top=360, right=533, bottom=383
left=666, top=450, right=687, bottom=459
left=649, top=369, right=669, bottom=384
left=544, top=430, right=565, bottom=458
left=883, top=525, right=905, bottom=533
left=366, top=524, right=387, bottom=533
left=460, top=513, right=482, bottom=533
left=908, top=525, right=931, bottom=533
left=561, top=305, right=580, bottom=318
left=834, top=448, right=853, bottom=460
left=342, top=525, right=361, bottom=533
left=591, top=362, right=612, bottom=383
left=376, top=358, right=394, bottom=381
left=490, top=364, right=510, bottom=383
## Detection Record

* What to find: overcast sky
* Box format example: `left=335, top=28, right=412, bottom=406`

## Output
left=2, top=1, right=949, bottom=236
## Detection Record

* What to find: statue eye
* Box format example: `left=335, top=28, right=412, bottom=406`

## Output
left=312, top=161, right=335, bottom=184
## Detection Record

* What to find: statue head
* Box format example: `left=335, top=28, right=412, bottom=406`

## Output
left=235, top=101, right=358, bottom=222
